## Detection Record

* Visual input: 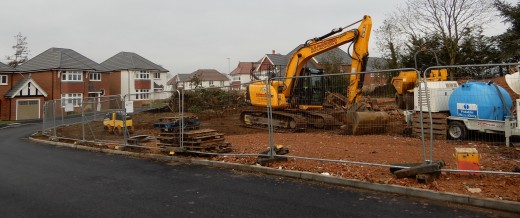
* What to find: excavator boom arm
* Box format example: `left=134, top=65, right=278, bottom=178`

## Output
left=282, top=15, right=372, bottom=102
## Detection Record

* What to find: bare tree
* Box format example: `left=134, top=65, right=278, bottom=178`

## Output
left=391, top=0, right=494, bottom=78
left=375, top=18, right=405, bottom=69
left=6, top=32, right=30, bottom=67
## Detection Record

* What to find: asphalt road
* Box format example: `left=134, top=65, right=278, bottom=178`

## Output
left=0, top=122, right=515, bottom=217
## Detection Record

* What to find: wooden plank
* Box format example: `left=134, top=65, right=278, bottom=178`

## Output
left=182, top=138, right=226, bottom=146
left=412, top=122, right=447, bottom=130
left=412, top=112, right=449, bottom=119
left=413, top=118, right=447, bottom=125
left=182, top=129, right=218, bottom=138
left=413, top=128, right=447, bottom=135
left=184, top=128, right=217, bottom=134
left=159, top=132, right=181, bottom=136
left=411, top=112, right=448, bottom=140
left=157, top=143, right=180, bottom=147
left=189, top=133, right=224, bottom=142
left=158, top=133, right=224, bottom=141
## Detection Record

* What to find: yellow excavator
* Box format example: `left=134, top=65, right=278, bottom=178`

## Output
left=241, top=15, right=389, bottom=134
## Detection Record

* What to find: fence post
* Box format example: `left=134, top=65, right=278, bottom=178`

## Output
left=180, top=89, right=184, bottom=148
left=53, top=100, right=57, bottom=137
left=266, top=77, right=275, bottom=158
left=81, top=102, right=85, bottom=141
left=42, top=102, right=46, bottom=134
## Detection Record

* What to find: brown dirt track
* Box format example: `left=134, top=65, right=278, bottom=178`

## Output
left=55, top=108, right=520, bottom=202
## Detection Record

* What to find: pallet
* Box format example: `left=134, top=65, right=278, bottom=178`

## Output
left=412, top=112, right=448, bottom=140
left=159, top=129, right=217, bottom=137
left=157, top=128, right=231, bottom=153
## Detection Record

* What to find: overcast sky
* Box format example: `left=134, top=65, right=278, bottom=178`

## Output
left=0, top=0, right=512, bottom=77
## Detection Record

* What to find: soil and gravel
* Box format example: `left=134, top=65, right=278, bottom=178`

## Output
left=47, top=75, right=520, bottom=202
left=53, top=107, right=520, bottom=203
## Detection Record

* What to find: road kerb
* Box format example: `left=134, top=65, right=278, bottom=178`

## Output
left=29, top=137, right=520, bottom=214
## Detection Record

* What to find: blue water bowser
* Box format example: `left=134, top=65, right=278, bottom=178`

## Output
left=448, top=81, right=513, bottom=121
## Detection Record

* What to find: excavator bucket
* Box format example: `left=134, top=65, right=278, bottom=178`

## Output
left=326, top=92, right=390, bottom=135
left=331, top=111, right=389, bottom=135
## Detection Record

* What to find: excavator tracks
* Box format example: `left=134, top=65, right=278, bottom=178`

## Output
left=298, top=111, right=340, bottom=129
left=240, top=109, right=307, bottom=132
left=240, top=109, right=340, bottom=132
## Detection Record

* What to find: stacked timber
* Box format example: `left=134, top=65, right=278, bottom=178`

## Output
left=154, top=116, right=232, bottom=153
left=412, top=112, right=448, bottom=140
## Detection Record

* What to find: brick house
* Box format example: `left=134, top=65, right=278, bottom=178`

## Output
left=229, top=62, right=257, bottom=90
left=1, top=48, right=109, bottom=120
left=0, top=62, right=45, bottom=120
left=101, top=52, right=170, bottom=101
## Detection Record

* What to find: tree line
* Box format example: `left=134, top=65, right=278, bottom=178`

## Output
left=375, top=0, right=519, bottom=78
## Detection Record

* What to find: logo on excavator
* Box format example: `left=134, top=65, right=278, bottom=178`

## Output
left=310, top=38, right=338, bottom=53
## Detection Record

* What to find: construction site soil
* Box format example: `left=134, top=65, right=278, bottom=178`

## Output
left=49, top=76, right=520, bottom=202
left=51, top=107, right=520, bottom=203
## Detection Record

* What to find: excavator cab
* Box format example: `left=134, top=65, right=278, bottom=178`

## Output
left=291, top=68, right=327, bottom=106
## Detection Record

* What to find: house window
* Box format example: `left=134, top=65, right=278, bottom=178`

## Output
left=135, top=89, right=150, bottom=99
left=220, top=81, right=224, bottom=86
left=61, top=71, right=83, bottom=81
left=61, top=93, right=83, bottom=107
left=136, top=71, right=150, bottom=79
left=153, top=72, right=160, bottom=79
left=89, top=72, right=101, bottom=81
left=0, top=75, right=7, bottom=85
left=209, top=81, right=214, bottom=85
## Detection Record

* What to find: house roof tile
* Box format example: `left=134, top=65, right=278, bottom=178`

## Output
left=167, top=74, right=191, bottom=85
left=16, top=47, right=108, bottom=72
left=190, top=69, right=229, bottom=81
left=230, top=62, right=257, bottom=76
left=101, top=52, right=168, bottom=72
left=266, top=54, right=289, bottom=66
left=0, top=61, right=16, bottom=72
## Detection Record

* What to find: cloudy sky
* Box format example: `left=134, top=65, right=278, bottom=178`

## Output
left=0, top=0, right=511, bottom=77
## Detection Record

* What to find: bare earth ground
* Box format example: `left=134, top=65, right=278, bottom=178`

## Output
left=54, top=108, right=520, bottom=203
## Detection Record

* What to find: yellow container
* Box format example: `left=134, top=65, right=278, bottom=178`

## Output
left=455, top=148, right=480, bottom=175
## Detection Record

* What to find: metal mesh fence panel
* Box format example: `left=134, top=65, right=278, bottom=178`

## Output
left=151, top=85, right=268, bottom=156
left=43, top=95, right=124, bottom=142
left=36, top=66, right=520, bottom=180
left=42, top=100, right=56, bottom=136
left=123, top=91, right=171, bottom=113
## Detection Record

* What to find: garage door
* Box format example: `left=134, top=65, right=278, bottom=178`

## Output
left=17, top=100, right=40, bottom=120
